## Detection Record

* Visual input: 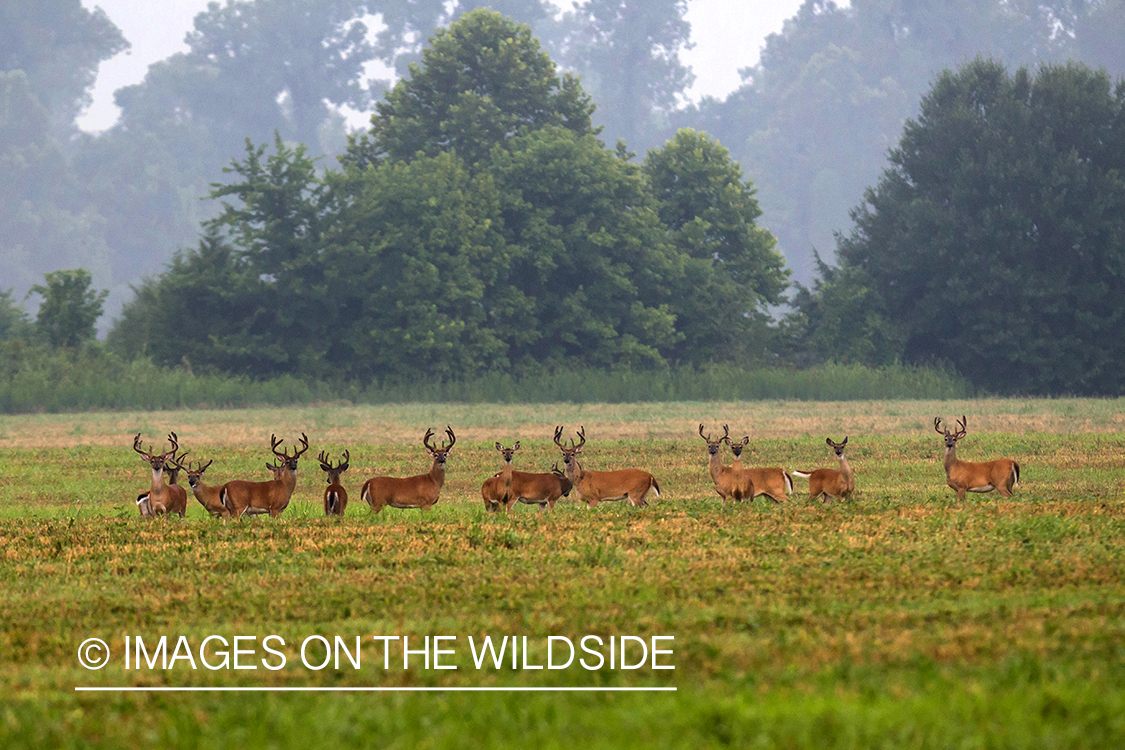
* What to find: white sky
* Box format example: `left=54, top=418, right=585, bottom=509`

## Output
left=77, top=0, right=808, bottom=133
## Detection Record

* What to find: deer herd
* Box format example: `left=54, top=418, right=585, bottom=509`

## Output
left=129, top=415, right=1020, bottom=519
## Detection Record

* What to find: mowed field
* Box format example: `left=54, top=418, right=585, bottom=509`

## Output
left=1, top=398, right=1124, bottom=748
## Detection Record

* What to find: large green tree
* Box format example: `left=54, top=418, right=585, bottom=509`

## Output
left=688, top=0, right=1125, bottom=285
left=29, top=268, right=108, bottom=349
left=807, top=58, right=1125, bottom=395
left=359, top=8, right=595, bottom=167
left=643, top=129, right=789, bottom=364
left=112, top=10, right=788, bottom=380
left=0, top=0, right=127, bottom=140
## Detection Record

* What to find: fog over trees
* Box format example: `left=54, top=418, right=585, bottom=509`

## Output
left=2, top=0, right=1124, bottom=394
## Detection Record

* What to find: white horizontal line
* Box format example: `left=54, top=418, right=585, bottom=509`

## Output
left=75, top=686, right=676, bottom=692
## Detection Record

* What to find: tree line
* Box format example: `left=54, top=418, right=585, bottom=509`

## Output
left=107, top=11, right=788, bottom=381
left=5, top=0, right=1124, bottom=313
left=2, top=4, right=1124, bottom=395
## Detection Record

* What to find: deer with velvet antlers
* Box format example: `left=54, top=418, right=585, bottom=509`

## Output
left=168, top=454, right=231, bottom=519
left=482, top=443, right=573, bottom=513
left=361, top=427, right=456, bottom=513
left=318, top=450, right=350, bottom=516
left=554, top=425, right=661, bottom=508
left=699, top=424, right=754, bottom=505
left=133, top=433, right=189, bottom=518
left=934, top=416, right=1020, bottom=499
left=219, top=433, right=308, bottom=518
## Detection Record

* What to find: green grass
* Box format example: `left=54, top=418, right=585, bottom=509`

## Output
left=1, top=399, right=1124, bottom=748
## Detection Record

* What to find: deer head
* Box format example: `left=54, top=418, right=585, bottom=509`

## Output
left=721, top=424, right=749, bottom=455
left=271, top=433, right=310, bottom=472
left=423, top=427, right=457, bottom=466
left=553, top=425, right=586, bottom=468
left=181, top=458, right=214, bottom=490
left=317, top=450, right=350, bottom=484
left=934, top=416, right=967, bottom=449
left=494, top=442, right=521, bottom=464
left=827, top=436, right=848, bottom=457
left=133, top=433, right=174, bottom=472
left=699, top=424, right=728, bottom=457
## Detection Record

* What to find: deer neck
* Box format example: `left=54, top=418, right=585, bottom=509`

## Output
left=429, top=459, right=447, bottom=490
left=151, top=467, right=168, bottom=494
left=564, top=456, right=585, bottom=486
left=708, top=451, right=726, bottom=481
left=281, top=468, right=299, bottom=497
left=944, top=444, right=959, bottom=473
left=838, top=453, right=854, bottom=489
left=730, top=453, right=745, bottom=472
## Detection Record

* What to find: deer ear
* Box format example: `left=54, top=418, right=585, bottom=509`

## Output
left=826, top=437, right=834, bottom=447
left=513, top=441, right=520, bottom=451
left=495, top=442, right=502, bottom=451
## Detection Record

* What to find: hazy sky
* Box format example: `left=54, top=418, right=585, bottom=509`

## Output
left=77, top=0, right=808, bottom=132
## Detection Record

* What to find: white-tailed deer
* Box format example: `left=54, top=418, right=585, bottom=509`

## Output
left=483, top=446, right=573, bottom=513
left=165, top=432, right=188, bottom=489
left=361, top=427, right=456, bottom=513
left=793, top=437, right=855, bottom=502
left=934, top=416, right=1020, bottom=499
left=318, top=450, right=350, bottom=516
left=699, top=424, right=754, bottom=504
left=481, top=442, right=519, bottom=512
left=168, top=454, right=230, bottom=519
left=554, top=426, right=660, bottom=508
left=726, top=427, right=792, bottom=503
left=219, top=433, right=308, bottom=518
left=132, top=433, right=188, bottom=518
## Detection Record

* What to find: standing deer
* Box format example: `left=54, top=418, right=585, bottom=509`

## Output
left=481, top=442, right=519, bottom=512
left=699, top=424, right=754, bottom=505
left=169, top=456, right=230, bottom=519
left=219, top=433, right=309, bottom=518
left=482, top=445, right=572, bottom=513
left=726, top=427, right=792, bottom=503
left=554, top=426, right=661, bottom=509
left=318, top=450, right=350, bottom=516
left=792, top=437, right=855, bottom=502
left=165, top=432, right=188, bottom=489
left=934, top=416, right=1020, bottom=499
left=133, top=433, right=188, bottom=518
left=361, top=427, right=456, bottom=514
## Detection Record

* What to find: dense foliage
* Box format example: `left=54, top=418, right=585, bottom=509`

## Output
left=797, top=59, right=1125, bottom=395
left=110, top=11, right=788, bottom=381
left=691, top=0, right=1125, bottom=282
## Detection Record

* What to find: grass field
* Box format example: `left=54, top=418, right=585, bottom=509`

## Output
left=2, top=399, right=1124, bottom=748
